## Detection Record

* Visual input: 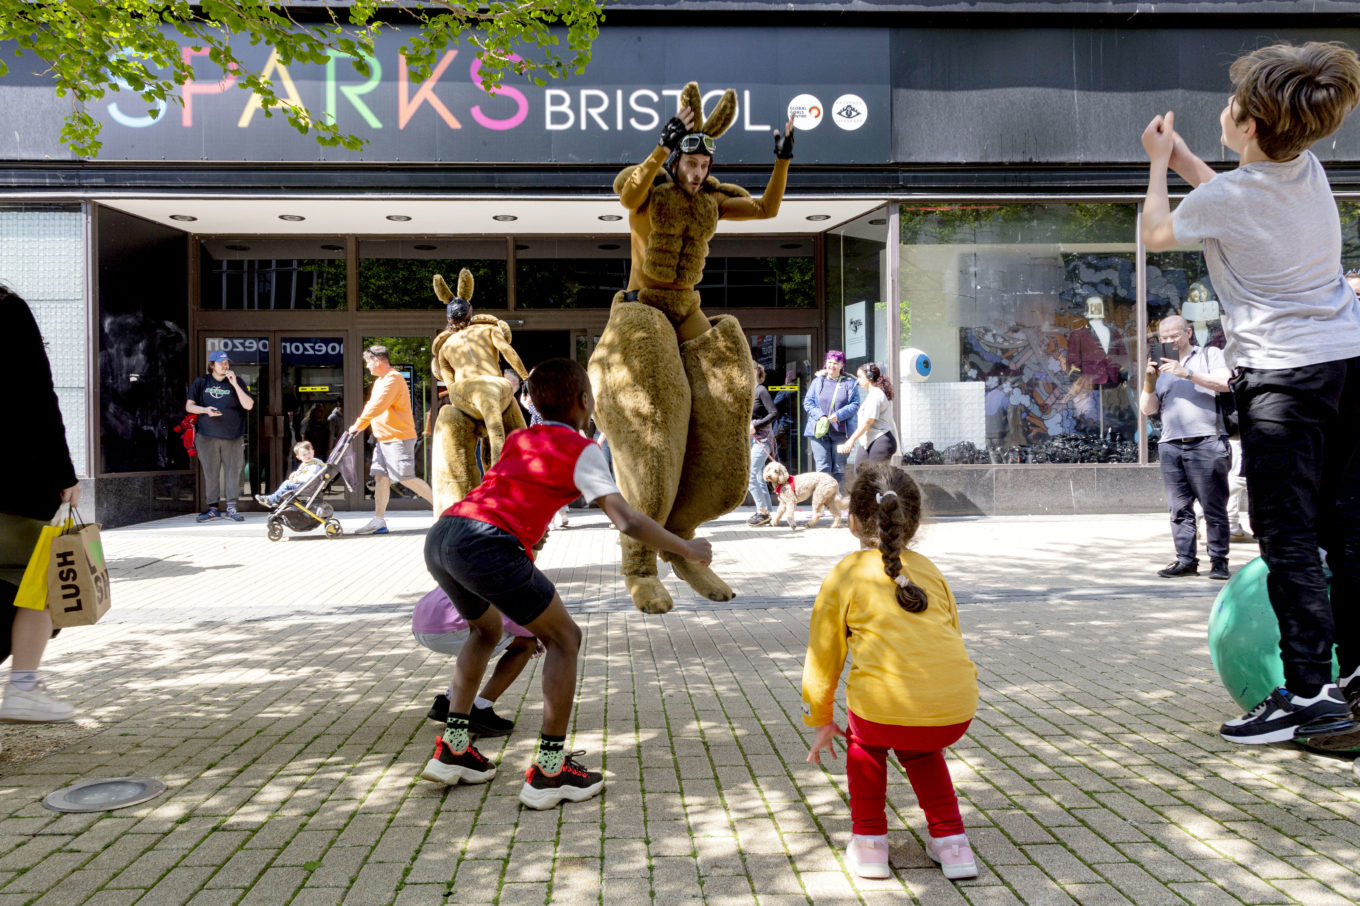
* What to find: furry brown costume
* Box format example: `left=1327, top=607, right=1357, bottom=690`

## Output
left=588, top=82, right=792, bottom=613
left=430, top=269, right=529, bottom=511
left=762, top=461, right=849, bottom=529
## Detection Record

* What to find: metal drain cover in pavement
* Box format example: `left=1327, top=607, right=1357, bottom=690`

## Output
left=43, top=777, right=166, bottom=813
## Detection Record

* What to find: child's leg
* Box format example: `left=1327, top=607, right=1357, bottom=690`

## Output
left=523, top=596, right=581, bottom=738
left=478, top=638, right=536, bottom=703
left=889, top=722, right=971, bottom=838
left=845, top=732, right=892, bottom=836
left=450, top=609, right=505, bottom=718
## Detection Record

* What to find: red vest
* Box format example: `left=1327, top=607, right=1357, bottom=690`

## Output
left=446, top=425, right=594, bottom=559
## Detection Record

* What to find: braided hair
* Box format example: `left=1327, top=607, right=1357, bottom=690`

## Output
left=848, top=462, right=927, bottom=612
left=857, top=362, right=894, bottom=401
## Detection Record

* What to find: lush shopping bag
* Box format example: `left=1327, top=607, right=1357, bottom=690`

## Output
left=46, top=515, right=111, bottom=627
left=13, top=520, right=66, bottom=610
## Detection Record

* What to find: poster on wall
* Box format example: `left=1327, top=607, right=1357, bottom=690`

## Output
left=845, top=301, right=867, bottom=358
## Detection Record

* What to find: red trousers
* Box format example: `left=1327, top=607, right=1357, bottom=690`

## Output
left=846, top=712, right=971, bottom=837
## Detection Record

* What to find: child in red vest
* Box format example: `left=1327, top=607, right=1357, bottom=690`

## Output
left=421, top=358, right=712, bottom=809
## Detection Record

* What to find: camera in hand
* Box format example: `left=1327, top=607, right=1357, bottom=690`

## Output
left=1147, top=341, right=1173, bottom=365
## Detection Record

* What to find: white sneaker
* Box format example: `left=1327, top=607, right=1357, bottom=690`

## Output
left=354, top=517, right=389, bottom=535
left=0, top=681, right=76, bottom=723
left=846, top=834, right=891, bottom=879
left=926, top=833, right=978, bottom=880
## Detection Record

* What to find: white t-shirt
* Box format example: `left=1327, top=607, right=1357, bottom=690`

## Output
left=1172, top=150, right=1360, bottom=370
left=572, top=443, right=620, bottom=502
left=856, top=386, right=896, bottom=447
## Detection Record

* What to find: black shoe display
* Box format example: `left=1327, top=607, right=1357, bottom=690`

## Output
left=1157, top=559, right=1199, bottom=578
left=1208, top=559, right=1231, bottom=581
left=427, top=694, right=450, bottom=723
left=470, top=704, right=515, bottom=738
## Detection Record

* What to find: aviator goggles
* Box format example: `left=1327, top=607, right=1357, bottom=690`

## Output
left=678, top=133, right=715, bottom=154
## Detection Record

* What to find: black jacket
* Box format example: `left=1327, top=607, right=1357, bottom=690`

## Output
left=0, top=291, right=77, bottom=521
left=751, top=384, right=778, bottom=444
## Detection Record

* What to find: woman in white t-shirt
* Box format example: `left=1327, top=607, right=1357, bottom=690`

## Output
left=839, top=363, right=898, bottom=463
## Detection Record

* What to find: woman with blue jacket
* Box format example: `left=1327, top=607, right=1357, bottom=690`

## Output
left=802, top=350, right=861, bottom=485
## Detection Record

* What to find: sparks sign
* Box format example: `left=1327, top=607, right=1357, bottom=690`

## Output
left=74, top=26, right=890, bottom=164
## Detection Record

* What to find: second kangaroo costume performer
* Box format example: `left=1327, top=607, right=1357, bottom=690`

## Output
left=431, top=269, right=530, bottom=512
left=588, top=81, right=793, bottom=613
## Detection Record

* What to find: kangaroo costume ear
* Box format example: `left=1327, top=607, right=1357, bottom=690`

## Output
left=680, top=82, right=705, bottom=129
left=457, top=268, right=474, bottom=303
left=701, top=88, right=738, bottom=139
left=433, top=274, right=453, bottom=303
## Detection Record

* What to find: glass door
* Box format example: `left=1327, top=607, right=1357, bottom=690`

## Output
left=748, top=333, right=814, bottom=474
left=199, top=333, right=347, bottom=512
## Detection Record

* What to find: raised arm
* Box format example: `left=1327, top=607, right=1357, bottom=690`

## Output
left=1141, top=112, right=1180, bottom=253
left=494, top=324, right=529, bottom=380
left=720, top=119, right=794, bottom=221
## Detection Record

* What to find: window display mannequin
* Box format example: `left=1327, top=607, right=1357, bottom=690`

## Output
left=1066, top=296, right=1127, bottom=385
left=1182, top=282, right=1227, bottom=350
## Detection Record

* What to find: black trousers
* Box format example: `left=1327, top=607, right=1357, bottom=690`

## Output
left=1158, top=436, right=1230, bottom=564
left=1235, top=358, right=1360, bottom=689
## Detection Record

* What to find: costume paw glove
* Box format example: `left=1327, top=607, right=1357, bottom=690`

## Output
left=774, top=126, right=795, bottom=160
left=659, top=116, right=688, bottom=151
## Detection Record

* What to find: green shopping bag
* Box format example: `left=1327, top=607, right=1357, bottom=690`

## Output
left=13, top=519, right=69, bottom=610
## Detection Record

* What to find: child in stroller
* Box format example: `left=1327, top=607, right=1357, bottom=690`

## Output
left=259, top=436, right=353, bottom=540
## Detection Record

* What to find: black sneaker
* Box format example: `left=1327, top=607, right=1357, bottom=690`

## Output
left=747, top=512, right=771, bottom=526
left=1220, top=685, right=1352, bottom=744
left=1340, top=667, right=1360, bottom=714
left=1157, top=559, right=1198, bottom=578
left=470, top=705, right=515, bottom=738
left=1208, top=559, right=1231, bottom=581
left=418, top=736, right=496, bottom=786
left=427, top=694, right=449, bottom=723
left=518, top=750, right=604, bottom=809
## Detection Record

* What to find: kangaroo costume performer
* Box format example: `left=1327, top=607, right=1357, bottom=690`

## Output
left=430, top=269, right=529, bottom=512
left=588, top=81, right=794, bottom=614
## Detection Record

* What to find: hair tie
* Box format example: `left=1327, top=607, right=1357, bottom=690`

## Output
left=894, top=574, right=911, bottom=588
left=875, top=491, right=897, bottom=503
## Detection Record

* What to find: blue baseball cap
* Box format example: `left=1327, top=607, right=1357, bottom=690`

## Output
left=208, top=350, right=230, bottom=363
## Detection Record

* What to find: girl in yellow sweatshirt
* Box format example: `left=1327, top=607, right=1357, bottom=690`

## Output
left=802, top=462, right=979, bottom=882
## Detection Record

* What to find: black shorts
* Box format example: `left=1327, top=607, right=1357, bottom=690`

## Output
left=423, top=516, right=555, bottom=627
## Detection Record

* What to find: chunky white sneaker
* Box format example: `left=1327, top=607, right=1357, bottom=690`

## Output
left=354, top=517, right=388, bottom=535
left=845, top=834, right=891, bottom=879
left=0, top=682, right=75, bottom=723
left=926, top=833, right=978, bottom=880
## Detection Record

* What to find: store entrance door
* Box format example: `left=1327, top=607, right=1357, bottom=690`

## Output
left=198, top=333, right=349, bottom=512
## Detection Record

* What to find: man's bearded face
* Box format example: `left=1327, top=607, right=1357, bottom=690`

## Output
left=675, top=153, right=711, bottom=196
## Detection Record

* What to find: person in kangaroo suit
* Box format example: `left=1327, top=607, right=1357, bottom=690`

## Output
left=430, top=269, right=530, bottom=512
left=588, top=81, right=794, bottom=614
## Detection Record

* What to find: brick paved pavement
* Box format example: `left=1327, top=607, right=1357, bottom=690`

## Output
left=1, top=508, right=1358, bottom=905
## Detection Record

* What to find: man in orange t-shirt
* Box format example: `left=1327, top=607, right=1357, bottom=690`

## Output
left=349, top=345, right=435, bottom=534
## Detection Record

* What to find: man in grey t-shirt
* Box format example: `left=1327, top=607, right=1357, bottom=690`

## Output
left=1139, top=316, right=1233, bottom=580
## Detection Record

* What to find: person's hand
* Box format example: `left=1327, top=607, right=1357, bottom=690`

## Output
left=223, top=369, right=238, bottom=384
left=206, top=406, right=222, bottom=417
left=60, top=483, right=81, bottom=510
left=349, top=423, right=362, bottom=435
left=836, top=440, right=852, bottom=454
left=806, top=722, right=847, bottom=764
left=1146, top=359, right=1160, bottom=377
left=684, top=537, right=713, bottom=566
left=750, top=423, right=757, bottom=436
left=660, top=107, right=697, bottom=149
left=774, top=118, right=795, bottom=159
left=829, top=415, right=840, bottom=427
left=1168, top=128, right=1194, bottom=174
left=1141, top=111, right=1175, bottom=166
left=531, top=639, right=546, bottom=659
left=1160, top=358, right=1188, bottom=378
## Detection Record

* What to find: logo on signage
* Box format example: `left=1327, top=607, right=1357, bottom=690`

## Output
left=787, top=94, right=823, bottom=130
left=831, top=94, right=867, bottom=131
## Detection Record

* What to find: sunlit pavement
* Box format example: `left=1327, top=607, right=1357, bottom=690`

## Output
left=2, top=506, right=1358, bottom=905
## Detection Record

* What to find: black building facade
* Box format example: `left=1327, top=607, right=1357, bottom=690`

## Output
left=2, top=1, right=1358, bottom=524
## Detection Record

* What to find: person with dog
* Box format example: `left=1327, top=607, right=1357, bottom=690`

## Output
left=349, top=345, right=436, bottom=535
left=1138, top=314, right=1232, bottom=581
left=186, top=349, right=255, bottom=522
left=839, top=362, right=899, bottom=465
left=803, top=462, right=978, bottom=882
left=763, top=460, right=849, bottom=530
left=1140, top=41, right=1360, bottom=744
left=747, top=362, right=779, bottom=526
left=421, top=358, right=713, bottom=808
left=803, top=350, right=860, bottom=485
left=254, top=440, right=326, bottom=508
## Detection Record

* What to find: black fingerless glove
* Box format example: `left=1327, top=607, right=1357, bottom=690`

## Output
left=659, top=116, right=687, bottom=151
left=774, top=126, right=795, bottom=160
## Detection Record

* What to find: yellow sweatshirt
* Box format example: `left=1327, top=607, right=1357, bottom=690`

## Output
left=353, top=371, right=416, bottom=442
left=802, top=549, right=978, bottom=728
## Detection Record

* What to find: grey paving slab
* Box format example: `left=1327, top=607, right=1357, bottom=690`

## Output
left=0, top=511, right=1355, bottom=905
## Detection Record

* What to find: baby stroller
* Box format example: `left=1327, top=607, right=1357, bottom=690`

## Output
left=265, top=431, right=356, bottom=541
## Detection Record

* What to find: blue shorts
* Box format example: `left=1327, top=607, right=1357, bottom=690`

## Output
left=423, top=516, right=555, bottom=628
